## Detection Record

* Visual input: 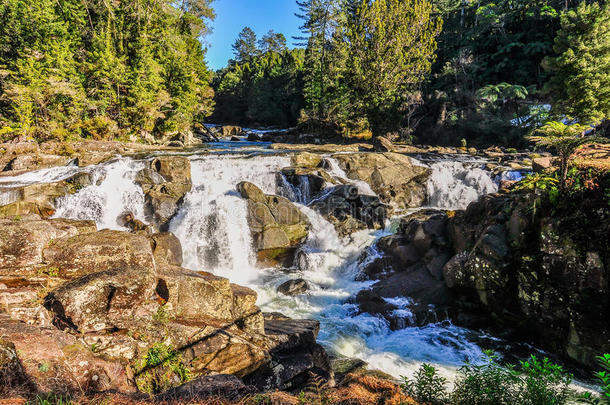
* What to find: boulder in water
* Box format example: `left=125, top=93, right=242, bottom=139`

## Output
left=148, top=232, right=183, bottom=266
left=138, top=156, right=192, bottom=230
left=277, top=279, right=309, bottom=296
left=331, top=152, right=431, bottom=210
left=310, top=184, right=387, bottom=236
left=237, top=181, right=310, bottom=267
left=117, top=211, right=152, bottom=234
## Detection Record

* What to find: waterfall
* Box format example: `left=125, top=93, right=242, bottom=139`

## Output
left=424, top=160, right=498, bottom=210
left=169, top=154, right=290, bottom=284
left=0, top=150, right=497, bottom=381
left=53, top=158, right=147, bottom=230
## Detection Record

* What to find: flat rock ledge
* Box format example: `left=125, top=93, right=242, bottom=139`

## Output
left=0, top=214, right=332, bottom=399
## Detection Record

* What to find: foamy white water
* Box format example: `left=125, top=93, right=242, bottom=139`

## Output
left=424, top=160, right=498, bottom=209
left=52, top=158, right=147, bottom=230
left=0, top=149, right=501, bottom=381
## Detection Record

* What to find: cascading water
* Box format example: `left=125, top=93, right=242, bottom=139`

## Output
left=0, top=148, right=501, bottom=382
left=52, top=158, right=147, bottom=230
left=421, top=159, right=498, bottom=210
left=169, top=154, right=291, bottom=284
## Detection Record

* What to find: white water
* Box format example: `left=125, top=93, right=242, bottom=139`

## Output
left=170, top=154, right=290, bottom=285
left=52, top=158, right=147, bottom=230
left=423, top=160, right=499, bottom=210
left=0, top=150, right=500, bottom=381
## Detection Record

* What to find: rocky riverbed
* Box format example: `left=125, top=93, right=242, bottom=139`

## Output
left=0, top=135, right=607, bottom=402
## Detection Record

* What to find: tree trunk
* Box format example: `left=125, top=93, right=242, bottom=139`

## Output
left=560, top=154, right=568, bottom=191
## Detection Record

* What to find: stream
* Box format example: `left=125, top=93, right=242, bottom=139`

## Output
left=0, top=142, right=527, bottom=383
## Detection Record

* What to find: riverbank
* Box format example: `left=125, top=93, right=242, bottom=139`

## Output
left=0, top=137, right=608, bottom=403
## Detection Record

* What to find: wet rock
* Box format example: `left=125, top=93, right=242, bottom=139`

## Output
left=237, top=181, right=309, bottom=267
left=246, top=313, right=333, bottom=391
left=280, top=166, right=336, bottom=202
left=310, top=184, right=387, bottom=236
left=331, top=152, right=431, bottom=210
left=148, top=232, right=183, bottom=266
left=277, top=279, right=309, bottom=296
left=117, top=211, right=152, bottom=234
left=247, top=133, right=263, bottom=142
left=138, top=156, right=192, bottom=230
left=220, top=125, right=243, bottom=137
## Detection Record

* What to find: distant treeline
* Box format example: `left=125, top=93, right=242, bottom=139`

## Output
left=212, top=0, right=610, bottom=147
left=0, top=0, right=608, bottom=147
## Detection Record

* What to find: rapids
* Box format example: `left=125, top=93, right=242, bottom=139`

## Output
left=0, top=146, right=512, bottom=382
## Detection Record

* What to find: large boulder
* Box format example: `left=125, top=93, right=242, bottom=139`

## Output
left=245, top=313, right=334, bottom=391
left=331, top=153, right=431, bottom=209
left=0, top=217, right=96, bottom=269
left=156, top=265, right=263, bottom=333
left=42, top=229, right=155, bottom=280
left=0, top=172, right=95, bottom=218
left=237, top=181, right=310, bottom=267
left=310, top=184, right=387, bottom=236
left=442, top=190, right=610, bottom=368
left=137, top=156, right=192, bottom=230
left=148, top=232, right=183, bottom=266
left=0, top=315, right=132, bottom=395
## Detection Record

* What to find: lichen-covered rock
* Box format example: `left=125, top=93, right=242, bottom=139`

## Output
left=42, top=229, right=155, bottom=280
left=137, top=156, right=192, bottom=230
left=156, top=265, right=263, bottom=333
left=237, top=181, right=309, bottom=267
left=148, top=232, right=183, bottom=266
left=0, top=315, right=132, bottom=394
left=0, top=217, right=96, bottom=269
left=331, top=152, right=431, bottom=209
left=290, top=152, right=324, bottom=168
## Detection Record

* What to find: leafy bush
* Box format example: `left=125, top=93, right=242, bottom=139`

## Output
left=401, top=363, right=449, bottom=405
left=581, top=354, right=610, bottom=404
left=452, top=351, right=520, bottom=405
left=518, top=355, right=572, bottom=405
left=134, top=342, right=191, bottom=395
left=401, top=351, right=574, bottom=405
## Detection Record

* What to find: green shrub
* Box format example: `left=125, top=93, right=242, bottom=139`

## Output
left=452, top=351, right=520, bottom=405
left=134, top=342, right=191, bottom=395
left=518, top=355, right=572, bottom=405
left=581, top=354, right=610, bottom=404
left=401, top=363, right=449, bottom=405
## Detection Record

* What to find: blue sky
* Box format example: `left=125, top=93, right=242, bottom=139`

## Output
left=205, top=0, right=303, bottom=70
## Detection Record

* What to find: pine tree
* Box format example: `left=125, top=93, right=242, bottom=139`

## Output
left=343, top=0, right=442, bottom=136
left=295, top=0, right=341, bottom=121
left=543, top=1, right=610, bottom=125
left=232, top=27, right=259, bottom=63
left=259, top=30, right=288, bottom=54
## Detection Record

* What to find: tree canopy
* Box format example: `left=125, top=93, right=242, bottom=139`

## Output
left=0, top=0, right=216, bottom=142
